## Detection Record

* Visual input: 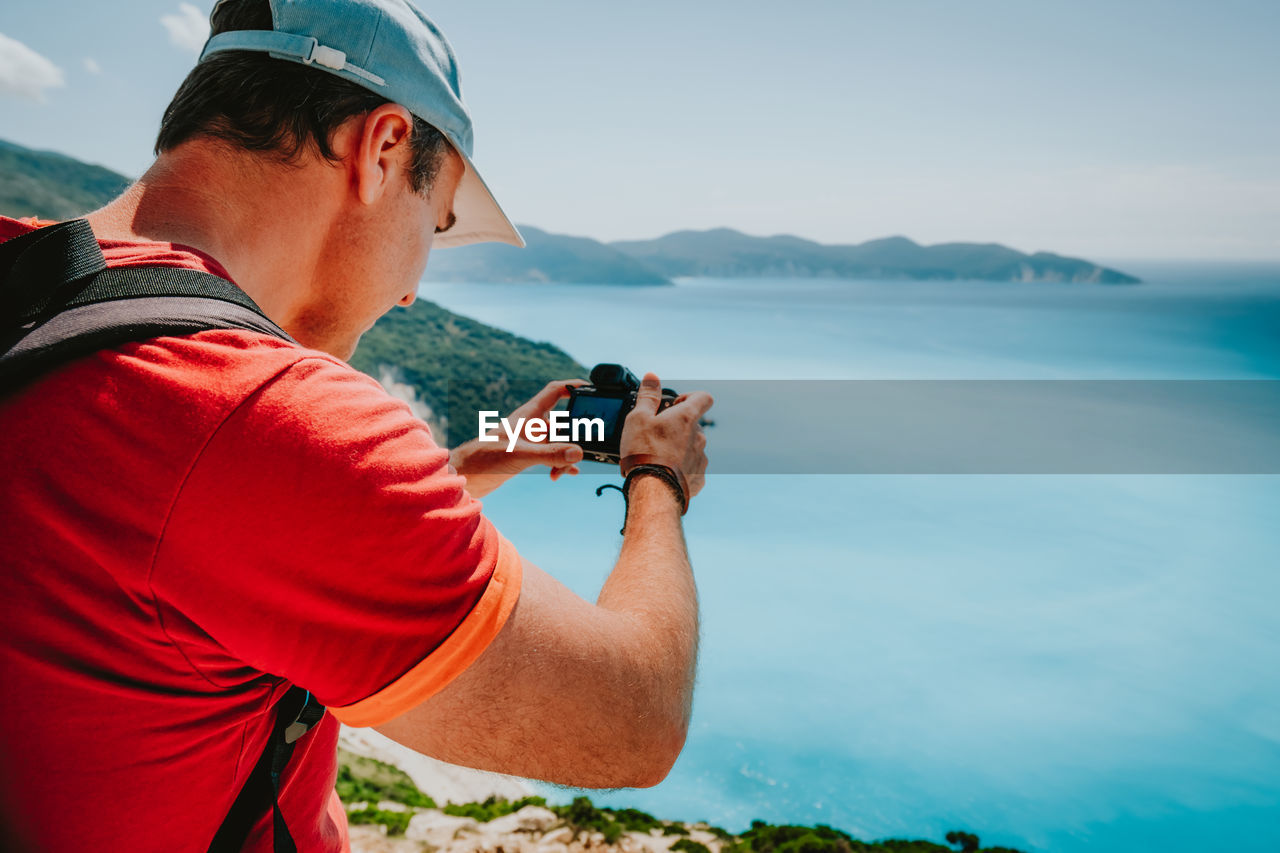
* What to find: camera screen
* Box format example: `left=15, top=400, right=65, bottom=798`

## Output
left=569, top=394, right=626, bottom=435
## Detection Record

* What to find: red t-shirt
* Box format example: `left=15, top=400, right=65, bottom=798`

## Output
left=0, top=218, right=522, bottom=851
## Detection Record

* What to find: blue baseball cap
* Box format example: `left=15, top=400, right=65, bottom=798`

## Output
left=200, top=0, right=524, bottom=249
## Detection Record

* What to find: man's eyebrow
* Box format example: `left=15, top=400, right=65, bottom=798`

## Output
left=435, top=211, right=457, bottom=234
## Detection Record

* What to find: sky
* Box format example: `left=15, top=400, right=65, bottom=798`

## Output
left=1, top=0, right=1278, bottom=260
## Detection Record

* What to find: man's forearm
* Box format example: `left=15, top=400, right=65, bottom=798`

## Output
left=596, top=476, right=700, bottom=736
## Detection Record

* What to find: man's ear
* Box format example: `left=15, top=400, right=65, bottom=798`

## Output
left=352, top=103, right=416, bottom=206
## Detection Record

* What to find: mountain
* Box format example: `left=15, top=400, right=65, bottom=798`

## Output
left=0, top=139, right=133, bottom=220
left=0, top=137, right=1137, bottom=284
left=611, top=228, right=1140, bottom=284
left=426, top=225, right=671, bottom=285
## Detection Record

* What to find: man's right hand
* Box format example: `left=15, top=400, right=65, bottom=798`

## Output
left=375, top=371, right=714, bottom=790
left=619, top=372, right=714, bottom=500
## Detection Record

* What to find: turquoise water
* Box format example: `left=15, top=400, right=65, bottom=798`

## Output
left=419, top=265, right=1280, bottom=852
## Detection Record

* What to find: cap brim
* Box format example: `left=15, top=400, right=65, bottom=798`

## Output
left=432, top=151, right=524, bottom=249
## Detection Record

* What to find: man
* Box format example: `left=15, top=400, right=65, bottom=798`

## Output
left=0, top=0, right=712, bottom=850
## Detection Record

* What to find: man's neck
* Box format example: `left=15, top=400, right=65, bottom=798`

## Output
left=85, top=142, right=343, bottom=339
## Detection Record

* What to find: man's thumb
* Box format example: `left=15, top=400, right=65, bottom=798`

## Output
left=634, top=372, right=662, bottom=414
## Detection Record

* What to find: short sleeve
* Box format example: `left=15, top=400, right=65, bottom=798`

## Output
left=149, top=356, right=521, bottom=724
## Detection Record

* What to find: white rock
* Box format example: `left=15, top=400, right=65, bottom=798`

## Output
left=540, top=827, right=575, bottom=846
left=405, top=811, right=482, bottom=844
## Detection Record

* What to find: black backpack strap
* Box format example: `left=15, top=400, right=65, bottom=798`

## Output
left=1, top=220, right=326, bottom=851
left=1, top=219, right=296, bottom=395
left=208, top=687, right=327, bottom=853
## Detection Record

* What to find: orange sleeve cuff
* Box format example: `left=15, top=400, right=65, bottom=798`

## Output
left=329, top=531, right=523, bottom=727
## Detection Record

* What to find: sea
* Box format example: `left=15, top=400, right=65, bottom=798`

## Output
left=417, top=261, right=1280, bottom=853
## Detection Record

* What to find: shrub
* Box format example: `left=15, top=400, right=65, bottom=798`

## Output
left=442, top=795, right=550, bottom=822
left=335, top=751, right=435, bottom=809
left=613, top=807, right=662, bottom=833
left=672, top=840, right=713, bottom=853
left=347, top=805, right=413, bottom=837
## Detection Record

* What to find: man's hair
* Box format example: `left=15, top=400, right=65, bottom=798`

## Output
left=155, top=0, right=450, bottom=195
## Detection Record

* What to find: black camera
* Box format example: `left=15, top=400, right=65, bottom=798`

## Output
left=566, top=364, right=678, bottom=464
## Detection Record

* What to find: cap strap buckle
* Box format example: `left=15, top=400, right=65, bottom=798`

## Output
left=200, top=30, right=386, bottom=87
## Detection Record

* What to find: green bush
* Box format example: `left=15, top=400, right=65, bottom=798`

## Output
left=730, top=821, right=1011, bottom=853
left=335, top=750, right=435, bottom=809
left=551, top=796, right=623, bottom=842
left=442, top=795, right=550, bottom=822
left=347, top=805, right=413, bottom=837
left=613, top=807, right=662, bottom=832
left=672, top=839, right=713, bottom=853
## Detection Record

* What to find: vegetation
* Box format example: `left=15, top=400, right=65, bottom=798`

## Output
left=330, top=756, right=1027, bottom=853
left=0, top=139, right=131, bottom=221
left=335, top=749, right=436, bottom=809
left=441, top=795, right=551, bottom=821
left=346, top=804, right=414, bottom=837
left=673, top=839, right=714, bottom=853
left=439, top=794, right=685, bottom=843
left=722, top=821, right=1025, bottom=853
left=350, top=298, right=587, bottom=448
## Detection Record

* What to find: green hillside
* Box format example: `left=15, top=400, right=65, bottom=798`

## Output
left=0, top=139, right=132, bottom=220
left=350, top=300, right=586, bottom=448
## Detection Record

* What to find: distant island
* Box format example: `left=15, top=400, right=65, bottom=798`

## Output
left=611, top=229, right=1139, bottom=284
left=429, top=226, right=1138, bottom=285
left=1, top=137, right=1137, bottom=285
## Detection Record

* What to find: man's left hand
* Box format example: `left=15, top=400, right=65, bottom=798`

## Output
left=450, top=379, right=587, bottom=498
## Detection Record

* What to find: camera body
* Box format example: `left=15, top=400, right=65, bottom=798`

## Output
left=566, top=364, right=678, bottom=464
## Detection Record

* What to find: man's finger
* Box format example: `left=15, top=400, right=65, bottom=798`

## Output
left=510, top=441, right=583, bottom=467
left=511, top=378, right=588, bottom=420
left=671, top=389, right=714, bottom=419
left=549, top=464, right=580, bottom=482
left=632, top=372, right=663, bottom=416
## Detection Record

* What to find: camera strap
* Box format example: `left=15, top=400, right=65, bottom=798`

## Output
left=0, top=218, right=325, bottom=853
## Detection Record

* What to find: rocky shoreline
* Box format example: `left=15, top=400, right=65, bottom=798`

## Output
left=346, top=802, right=726, bottom=853
left=337, top=727, right=1025, bottom=853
